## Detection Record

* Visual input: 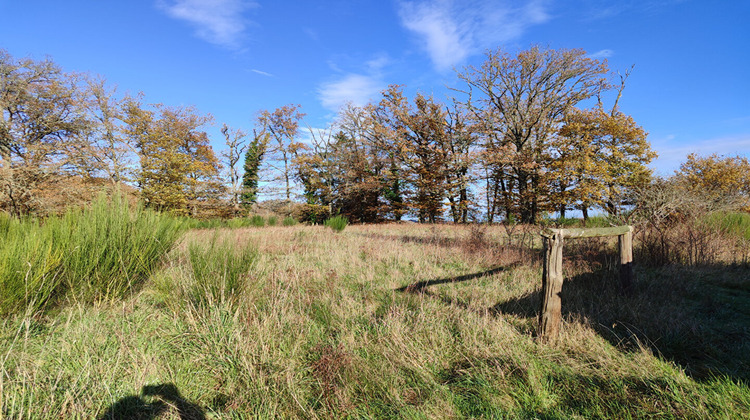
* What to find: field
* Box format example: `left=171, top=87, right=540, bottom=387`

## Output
left=2, top=221, right=750, bottom=418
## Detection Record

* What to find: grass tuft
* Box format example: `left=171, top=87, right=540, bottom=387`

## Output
left=324, top=215, right=348, bottom=232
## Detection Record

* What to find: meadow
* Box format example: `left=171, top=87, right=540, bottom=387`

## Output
left=1, top=200, right=749, bottom=418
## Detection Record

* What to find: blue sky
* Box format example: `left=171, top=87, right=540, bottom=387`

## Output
left=1, top=0, right=748, bottom=176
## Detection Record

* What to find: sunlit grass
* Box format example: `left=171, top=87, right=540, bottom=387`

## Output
left=1, top=223, right=749, bottom=417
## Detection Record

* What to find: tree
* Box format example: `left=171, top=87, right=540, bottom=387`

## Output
left=375, top=86, right=449, bottom=223
left=330, top=103, right=390, bottom=222
left=442, top=101, right=478, bottom=223
left=258, top=105, right=306, bottom=200
left=555, top=107, right=654, bottom=219
left=0, top=50, right=89, bottom=216
left=240, top=129, right=268, bottom=207
left=674, top=153, right=750, bottom=211
left=294, top=125, right=336, bottom=206
left=457, top=46, right=610, bottom=223
left=124, top=101, right=220, bottom=215
left=555, top=72, right=656, bottom=219
left=220, top=123, right=248, bottom=213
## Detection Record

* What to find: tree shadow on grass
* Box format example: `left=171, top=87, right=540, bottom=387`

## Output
left=98, top=383, right=205, bottom=420
left=491, top=265, right=750, bottom=383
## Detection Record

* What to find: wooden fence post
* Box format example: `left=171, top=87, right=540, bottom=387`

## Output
left=539, top=231, right=564, bottom=342
left=538, top=226, right=633, bottom=342
left=618, top=226, right=634, bottom=294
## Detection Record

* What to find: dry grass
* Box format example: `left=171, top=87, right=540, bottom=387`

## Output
left=1, top=223, right=749, bottom=418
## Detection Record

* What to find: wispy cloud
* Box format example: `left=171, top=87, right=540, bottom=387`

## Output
left=318, top=73, right=384, bottom=112
left=250, top=68, right=274, bottom=77
left=157, top=0, right=258, bottom=48
left=589, top=49, right=614, bottom=58
left=650, top=133, right=750, bottom=175
left=397, top=0, right=550, bottom=71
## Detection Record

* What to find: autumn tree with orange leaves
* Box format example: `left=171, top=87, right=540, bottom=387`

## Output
left=124, top=101, right=222, bottom=215
left=458, top=46, right=610, bottom=223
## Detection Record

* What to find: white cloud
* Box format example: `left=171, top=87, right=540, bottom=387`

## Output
left=157, top=0, right=257, bottom=48
left=250, top=68, right=274, bottom=77
left=589, top=49, right=614, bottom=58
left=650, top=134, right=750, bottom=175
left=318, top=73, right=384, bottom=111
left=397, top=0, right=550, bottom=71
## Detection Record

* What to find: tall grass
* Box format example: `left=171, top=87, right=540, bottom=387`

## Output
left=0, top=193, right=184, bottom=315
left=707, top=211, right=750, bottom=241
left=324, top=215, right=348, bottom=232
left=185, top=236, right=257, bottom=308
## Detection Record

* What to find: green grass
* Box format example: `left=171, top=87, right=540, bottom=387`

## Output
left=250, top=214, right=266, bottom=227
left=1, top=223, right=749, bottom=418
left=324, top=215, right=348, bottom=232
left=282, top=216, right=297, bottom=226
left=707, top=211, right=750, bottom=241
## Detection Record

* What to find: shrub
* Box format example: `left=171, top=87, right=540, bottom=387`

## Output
left=295, top=204, right=331, bottom=224
left=324, top=215, right=348, bottom=232
left=282, top=216, right=297, bottom=227
left=267, top=216, right=278, bottom=226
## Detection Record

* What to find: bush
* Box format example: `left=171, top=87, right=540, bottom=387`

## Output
left=295, top=204, right=331, bottom=225
left=324, top=215, right=348, bottom=232
left=267, top=216, right=278, bottom=226
left=282, top=216, right=297, bottom=227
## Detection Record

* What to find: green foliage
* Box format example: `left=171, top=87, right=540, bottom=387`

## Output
left=0, top=192, right=184, bottom=315
left=282, top=216, right=297, bottom=226
left=584, top=215, right=614, bottom=228
left=267, top=216, right=278, bottom=226
left=324, top=215, right=348, bottom=232
left=182, top=217, right=266, bottom=230
left=241, top=132, right=268, bottom=206
left=540, top=215, right=579, bottom=228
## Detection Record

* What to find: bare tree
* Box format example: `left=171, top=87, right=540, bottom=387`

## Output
left=220, top=123, right=248, bottom=214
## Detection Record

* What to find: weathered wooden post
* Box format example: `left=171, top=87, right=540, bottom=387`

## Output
left=539, top=230, right=564, bottom=342
left=538, top=226, right=633, bottom=342
left=618, top=226, right=634, bottom=295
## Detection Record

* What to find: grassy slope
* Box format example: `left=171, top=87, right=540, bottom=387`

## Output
left=2, top=224, right=749, bottom=418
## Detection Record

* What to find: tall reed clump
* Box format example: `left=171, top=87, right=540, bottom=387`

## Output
left=55, top=192, right=186, bottom=302
left=0, top=214, right=64, bottom=316
left=0, top=193, right=185, bottom=316
left=324, top=215, right=348, bottom=232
